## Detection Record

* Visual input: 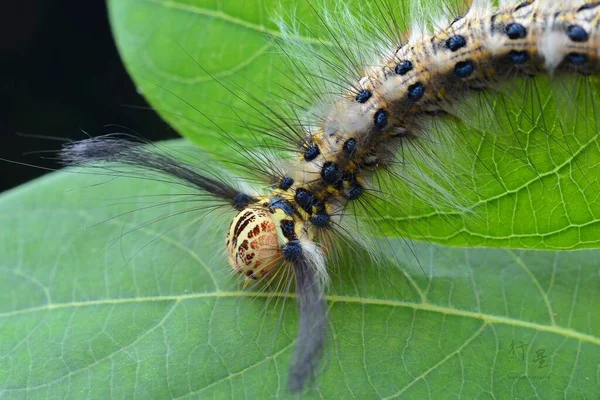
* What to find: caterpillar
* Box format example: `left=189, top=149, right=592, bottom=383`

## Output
left=49, top=0, right=600, bottom=394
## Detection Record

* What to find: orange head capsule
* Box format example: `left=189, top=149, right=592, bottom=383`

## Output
left=226, top=206, right=284, bottom=280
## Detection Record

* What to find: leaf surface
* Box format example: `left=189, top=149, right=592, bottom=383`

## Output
left=0, top=148, right=598, bottom=399
left=2, top=0, right=600, bottom=398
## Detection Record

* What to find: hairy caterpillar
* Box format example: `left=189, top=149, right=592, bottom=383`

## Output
left=28, top=0, right=600, bottom=394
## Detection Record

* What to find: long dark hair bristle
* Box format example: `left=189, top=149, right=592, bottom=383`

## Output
left=60, top=135, right=255, bottom=210
left=287, top=254, right=327, bottom=393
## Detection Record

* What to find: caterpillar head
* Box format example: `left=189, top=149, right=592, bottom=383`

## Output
left=226, top=203, right=292, bottom=281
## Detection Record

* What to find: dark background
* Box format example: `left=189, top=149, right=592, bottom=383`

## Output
left=1, top=1, right=177, bottom=192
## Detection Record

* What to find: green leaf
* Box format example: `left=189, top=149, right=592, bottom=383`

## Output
left=108, top=0, right=318, bottom=152
left=374, top=76, right=600, bottom=249
left=109, top=0, right=600, bottom=250
left=3, top=0, right=599, bottom=398
left=0, top=157, right=598, bottom=398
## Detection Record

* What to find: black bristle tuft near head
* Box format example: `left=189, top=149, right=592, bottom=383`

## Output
left=60, top=136, right=252, bottom=208
left=232, top=193, right=253, bottom=210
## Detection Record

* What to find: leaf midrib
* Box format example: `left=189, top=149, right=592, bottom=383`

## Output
left=1, top=291, right=597, bottom=346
